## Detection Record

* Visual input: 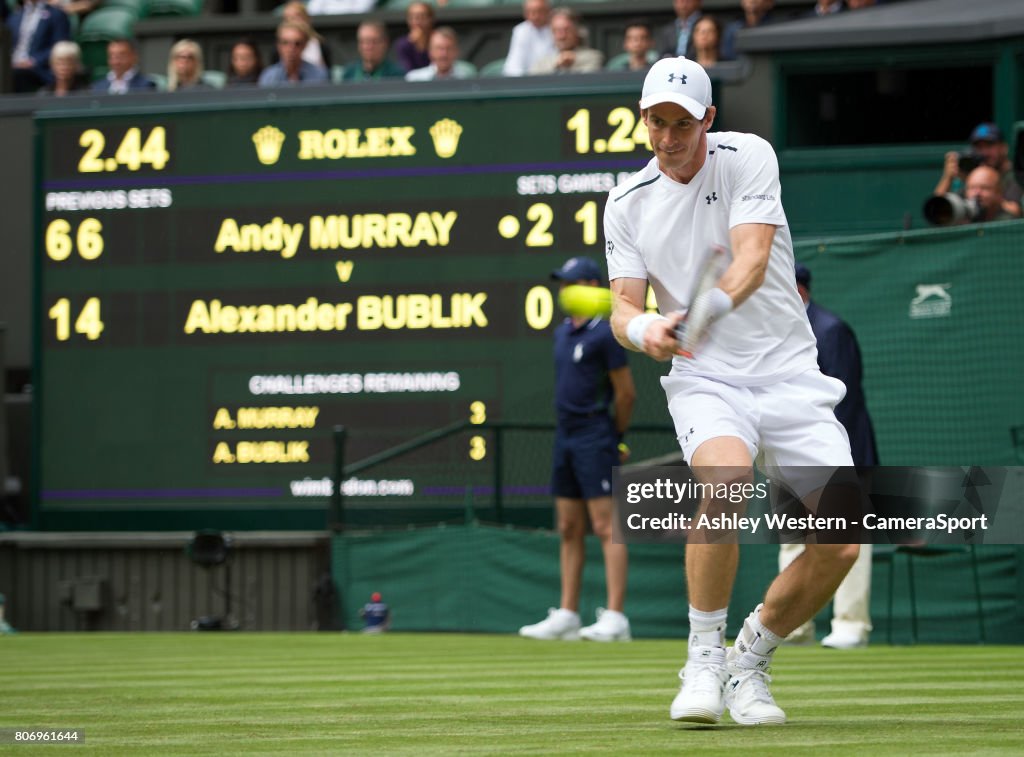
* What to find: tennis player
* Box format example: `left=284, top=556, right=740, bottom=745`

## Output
left=605, top=56, right=859, bottom=725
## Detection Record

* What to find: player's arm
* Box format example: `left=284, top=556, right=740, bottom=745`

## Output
left=719, top=222, right=775, bottom=308
left=610, top=277, right=681, bottom=361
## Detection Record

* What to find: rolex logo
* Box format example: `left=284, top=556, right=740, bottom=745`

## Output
left=429, top=118, right=463, bottom=159
left=252, top=125, right=286, bottom=166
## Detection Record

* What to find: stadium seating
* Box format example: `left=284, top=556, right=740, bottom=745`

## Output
left=77, top=6, right=140, bottom=76
left=202, top=69, right=227, bottom=87
left=478, top=57, right=505, bottom=77
left=147, top=0, right=202, bottom=17
left=76, top=6, right=139, bottom=42
left=98, top=0, right=150, bottom=18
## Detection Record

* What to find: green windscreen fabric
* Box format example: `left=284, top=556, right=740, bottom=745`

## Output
left=332, top=525, right=1022, bottom=643
left=794, top=220, right=1024, bottom=466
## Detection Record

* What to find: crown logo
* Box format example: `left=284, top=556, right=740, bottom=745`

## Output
left=429, top=118, right=463, bottom=159
left=252, top=126, right=286, bottom=166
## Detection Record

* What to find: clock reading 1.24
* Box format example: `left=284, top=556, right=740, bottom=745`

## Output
left=565, top=107, right=650, bottom=155
left=77, top=126, right=170, bottom=173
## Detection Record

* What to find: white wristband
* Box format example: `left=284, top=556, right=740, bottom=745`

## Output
left=626, top=312, right=668, bottom=351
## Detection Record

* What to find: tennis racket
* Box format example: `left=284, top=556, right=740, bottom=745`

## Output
left=676, top=245, right=729, bottom=358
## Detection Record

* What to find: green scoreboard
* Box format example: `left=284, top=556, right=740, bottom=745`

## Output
left=33, top=81, right=672, bottom=530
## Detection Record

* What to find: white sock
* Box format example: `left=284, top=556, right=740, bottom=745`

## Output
left=732, top=604, right=783, bottom=670
left=688, top=606, right=728, bottom=649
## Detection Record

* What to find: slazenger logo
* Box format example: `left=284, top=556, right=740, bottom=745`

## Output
left=909, top=283, right=951, bottom=319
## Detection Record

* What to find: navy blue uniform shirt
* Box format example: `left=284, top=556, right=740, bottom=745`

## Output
left=553, top=317, right=627, bottom=427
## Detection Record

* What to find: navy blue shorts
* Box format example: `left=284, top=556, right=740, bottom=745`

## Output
left=550, top=419, right=619, bottom=500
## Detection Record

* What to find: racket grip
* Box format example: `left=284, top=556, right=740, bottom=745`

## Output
left=677, top=288, right=732, bottom=357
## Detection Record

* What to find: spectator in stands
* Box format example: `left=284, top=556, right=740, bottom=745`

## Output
left=722, top=0, right=776, bottom=61
left=406, top=27, right=475, bottom=81
left=806, top=0, right=843, bottom=16
left=530, top=7, right=602, bottom=75
left=342, top=19, right=404, bottom=81
left=934, top=123, right=1022, bottom=219
left=503, top=0, right=555, bottom=77
left=167, top=39, right=213, bottom=91
left=259, top=20, right=329, bottom=86
left=306, top=0, right=374, bottom=15
left=226, top=38, right=263, bottom=86
left=690, top=15, right=722, bottom=69
left=7, top=0, right=71, bottom=93
left=91, top=38, right=156, bottom=94
left=606, top=20, right=657, bottom=72
left=393, top=1, right=434, bottom=74
left=39, top=39, right=88, bottom=96
left=282, top=1, right=332, bottom=71
left=963, top=165, right=1018, bottom=223
left=655, top=0, right=702, bottom=60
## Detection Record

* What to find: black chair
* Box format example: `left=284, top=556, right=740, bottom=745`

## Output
left=882, top=544, right=985, bottom=644
left=186, top=530, right=237, bottom=630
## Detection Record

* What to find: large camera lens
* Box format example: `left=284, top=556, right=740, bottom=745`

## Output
left=923, top=193, right=979, bottom=226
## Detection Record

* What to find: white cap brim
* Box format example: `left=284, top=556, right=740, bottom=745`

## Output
left=638, top=92, right=707, bottom=119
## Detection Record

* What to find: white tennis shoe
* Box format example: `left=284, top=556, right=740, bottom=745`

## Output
left=579, top=608, right=631, bottom=642
left=725, top=667, right=787, bottom=725
left=518, top=608, right=581, bottom=640
left=670, top=646, right=729, bottom=723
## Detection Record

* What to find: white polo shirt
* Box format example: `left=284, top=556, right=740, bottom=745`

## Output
left=605, top=131, right=818, bottom=385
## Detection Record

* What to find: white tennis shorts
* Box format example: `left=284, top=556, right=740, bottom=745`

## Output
left=662, top=369, right=855, bottom=478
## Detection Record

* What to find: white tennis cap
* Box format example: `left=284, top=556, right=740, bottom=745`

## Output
left=639, top=56, right=712, bottom=119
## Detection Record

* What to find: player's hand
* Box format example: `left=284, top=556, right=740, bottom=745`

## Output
left=642, top=312, right=684, bottom=361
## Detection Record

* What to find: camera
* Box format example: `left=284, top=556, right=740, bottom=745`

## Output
left=957, top=151, right=981, bottom=175
left=923, top=193, right=982, bottom=226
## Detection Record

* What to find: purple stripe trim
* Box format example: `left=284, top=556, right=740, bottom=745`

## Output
left=420, top=484, right=549, bottom=496
left=42, top=159, right=644, bottom=191
left=43, top=487, right=282, bottom=500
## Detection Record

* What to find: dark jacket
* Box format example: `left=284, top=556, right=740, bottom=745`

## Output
left=807, top=300, right=879, bottom=466
left=7, top=2, right=71, bottom=84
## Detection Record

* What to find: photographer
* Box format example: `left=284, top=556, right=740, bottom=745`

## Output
left=933, top=123, right=1022, bottom=219
left=963, top=166, right=1017, bottom=224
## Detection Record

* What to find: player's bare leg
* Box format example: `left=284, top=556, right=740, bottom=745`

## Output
left=759, top=543, right=860, bottom=636
left=671, top=436, right=750, bottom=723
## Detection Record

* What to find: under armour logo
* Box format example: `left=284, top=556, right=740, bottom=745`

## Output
left=684, top=426, right=695, bottom=443
left=606, top=240, right=615, bottom=257
left=705, top=192, right=718, bottom=204
left=667, top=73, right=687, bottom=84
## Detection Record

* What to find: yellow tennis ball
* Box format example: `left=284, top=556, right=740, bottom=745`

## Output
left=558, top=285, right=613, bottom=318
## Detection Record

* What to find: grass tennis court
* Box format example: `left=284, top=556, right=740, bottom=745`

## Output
left=3, top=633, right=1023, bottom=755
